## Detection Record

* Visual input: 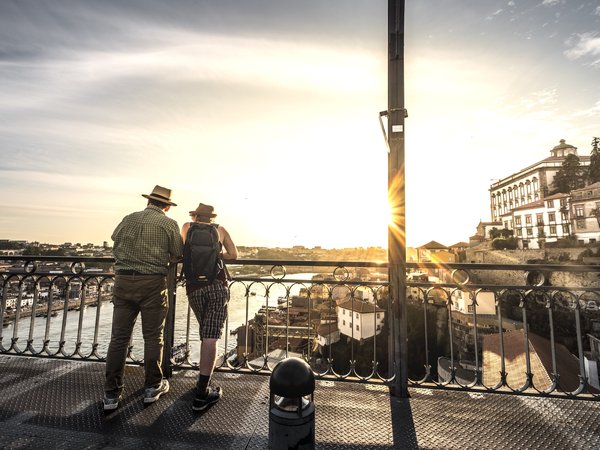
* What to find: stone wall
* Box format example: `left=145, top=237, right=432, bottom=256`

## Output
left=464, top=247, right=600, bottom=288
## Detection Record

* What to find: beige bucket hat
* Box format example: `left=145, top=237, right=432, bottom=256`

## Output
left=189, top=203, right=217, bottom=218
left=142, top=185, right=177, bottom=206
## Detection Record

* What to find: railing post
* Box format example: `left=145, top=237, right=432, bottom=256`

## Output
left=388, top=0, right=408, bottom=397
left=161, top=263, right=177, bottom=379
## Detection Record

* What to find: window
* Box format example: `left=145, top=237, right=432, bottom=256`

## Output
left=560, top=199, right=566, bottom=207
left=562, top=224, right=570, bottom=234
left=548, top=212, right=555, bottom=222
left=577, top=219, right=586, bottom=229
left=376, top=325, right=381, bottom=331
left=525, top=215, right=532, bottom=224
left=591, top=239, right=597, bottom=244
left=467, top=305, right=474, bottom=313
left=342, top=309, right=345, bottom=315
left=343, top=320, right=346, bottom=326
left=547, top=200, right=554, bottom=208
left=516, top=229, right=522, bottom=236
left=527, top=228, right=533, bottom=236
left=356, top=325, right=359, bottom=331
left=561, top=212, right=568, bottom=221
left=575, top=205, right=584, bottom=218
left=376, top=313, right=381, bottom=319
left=355, top=312, right=359, bottom=319
left=536, top=213, right=543, bottom=225
left=515, top=216, right=522, bottom=225
left=550, top=226, right=556, bottom=235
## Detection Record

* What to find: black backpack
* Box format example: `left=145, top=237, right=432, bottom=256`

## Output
left=182, top=223, right=223, bottom=285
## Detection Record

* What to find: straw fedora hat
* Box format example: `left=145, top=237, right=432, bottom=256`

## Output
left=142, top=185, right=177, bottom=206
left=189, top=203, right=217, bottom=218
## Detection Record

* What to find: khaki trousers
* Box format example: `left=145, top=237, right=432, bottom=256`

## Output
left=105, top=274, right=168, bottom=394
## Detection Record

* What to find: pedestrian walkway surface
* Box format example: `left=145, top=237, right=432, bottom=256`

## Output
left=1, top=355, right=599, bottom=449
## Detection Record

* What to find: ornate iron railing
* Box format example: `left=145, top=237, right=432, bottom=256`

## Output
left=1, top=255, right=600, bottom=399
left=406, top=262, right=600, bottom=399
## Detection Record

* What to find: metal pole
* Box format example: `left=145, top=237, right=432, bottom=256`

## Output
left=161, top=263, right=177, bottom=378
left=388, top=0, right=408, bottom=397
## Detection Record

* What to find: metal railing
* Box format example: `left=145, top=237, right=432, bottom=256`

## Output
left=406, top=262, right=600, bottom=399
left=2, top=255, right=600, bottom=399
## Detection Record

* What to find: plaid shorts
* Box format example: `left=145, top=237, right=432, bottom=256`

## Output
left=187, top=280, right=229, bottom=340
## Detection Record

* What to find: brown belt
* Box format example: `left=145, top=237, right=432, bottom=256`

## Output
left=115, top=269, right=163, bottom=276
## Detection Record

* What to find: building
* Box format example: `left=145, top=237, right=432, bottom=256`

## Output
left=337, top=299, right=385, bottom=342
left=449, top=290, right=523, bottom=369
left=470, top=221, right=502, bottom=246
left=504, top=192, right=571, bottom=249
left=482, top=330, right=596, bottom=393
left=416, top=241, right=450, bottom=262
left=316, top=323, right=340, bottom=348
left=489, top=140, right=589, bottom=222
left=569, top=182, right=600, bottom=244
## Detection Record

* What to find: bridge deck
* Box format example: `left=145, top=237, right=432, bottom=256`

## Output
left=0, top=355, right=599, bottom=449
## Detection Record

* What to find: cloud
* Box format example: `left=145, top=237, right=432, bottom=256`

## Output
left=519, top=88, right=558, bottom=111
left=595, top=6, right=600, bottom=16
left=564, top=32, right=600, bottom=60
left=486, top=8, right=504, bottom=20
left=541, top=0, right=561, bottom=6
left=574, top=100, right=600, bottom=118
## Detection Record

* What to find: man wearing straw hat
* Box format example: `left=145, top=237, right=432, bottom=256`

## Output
left=181, top=203, right=237, bottom=411
left=103, top=185, right=183, bottom=412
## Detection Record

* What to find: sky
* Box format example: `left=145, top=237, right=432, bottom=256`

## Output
left=0, top=0, right=599, bottom=249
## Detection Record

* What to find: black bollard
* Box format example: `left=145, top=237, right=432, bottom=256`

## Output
left=268, top=357, right=315, bottom=450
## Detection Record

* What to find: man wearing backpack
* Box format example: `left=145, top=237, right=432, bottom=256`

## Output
left=181, top=203, right=237, bottom=411
left=104, top=185, right=183, bottom=412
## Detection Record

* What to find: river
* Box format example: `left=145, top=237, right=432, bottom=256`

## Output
left=2, top=274, right=316, bottom=363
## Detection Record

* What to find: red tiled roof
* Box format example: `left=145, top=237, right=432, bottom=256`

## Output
left=482, top=330, right=597, bottom=393
left=511, top=200, right=545, bottom=211
left=317, top=323, right=339, bottom=335
left=543, top=192, right=570, bottom=200
left=338, top=300, right=385, bottom=313
left=419, top=240, right=448, bottom=250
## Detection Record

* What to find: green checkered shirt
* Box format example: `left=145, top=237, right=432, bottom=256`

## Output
left=112, top=205, right=183, bottom=275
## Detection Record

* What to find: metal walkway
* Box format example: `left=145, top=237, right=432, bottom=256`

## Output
left=0, top=355, right=599, bottom=449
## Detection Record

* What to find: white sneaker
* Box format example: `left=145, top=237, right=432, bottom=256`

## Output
left=143, top=379, right=169, bottom=404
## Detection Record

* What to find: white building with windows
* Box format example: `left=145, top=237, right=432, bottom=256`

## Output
left=451, top=290, right=496, bottom=315
left=489, top=140, right=589, bottom=222
left=569, top=182, right=600, bottom=244
left=337, top=299, right=385, bottom=342
left=502, top=192, right=571, bottom=249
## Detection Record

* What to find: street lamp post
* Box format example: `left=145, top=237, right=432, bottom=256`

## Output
left=387, top=0, right=408, bottom=397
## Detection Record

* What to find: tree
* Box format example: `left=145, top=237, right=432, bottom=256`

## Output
left=491, top=237, right=518, bottom=250
left=589, top=137, right=600, bottom=184
left=552, top=153, right=587, bottom=194
left=489, top=227, right=500, bottom=239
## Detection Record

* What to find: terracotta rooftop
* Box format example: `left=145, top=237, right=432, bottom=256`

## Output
left=418, top=240, right=448, bottom=250
left=482, top=329, right=596, bottom=393
left=337, top=299, right=385, bottom=313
